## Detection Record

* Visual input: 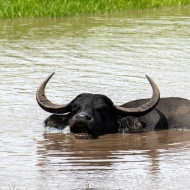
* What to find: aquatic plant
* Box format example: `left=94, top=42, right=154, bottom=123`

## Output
left=0, top=0, right=189, bottom=19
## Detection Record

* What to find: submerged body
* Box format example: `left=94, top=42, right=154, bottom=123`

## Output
left=123, top=97, right=190, bottom=131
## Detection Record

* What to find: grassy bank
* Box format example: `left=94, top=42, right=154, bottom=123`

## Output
left=0, top=0, right=190, bottom=19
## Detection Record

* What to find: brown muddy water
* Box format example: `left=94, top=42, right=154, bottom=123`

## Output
left=0, top=7, right=190, bottom=190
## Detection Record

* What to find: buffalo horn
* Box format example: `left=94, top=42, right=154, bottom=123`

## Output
left=116, top=75, right=160, bottom=116
left=36, top=72, right=70, bottom=114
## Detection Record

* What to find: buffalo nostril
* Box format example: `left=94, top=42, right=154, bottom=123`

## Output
left=86, top=115, right=92, bottom=120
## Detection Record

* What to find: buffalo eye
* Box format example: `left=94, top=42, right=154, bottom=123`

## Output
left=72, top=103, right=80, bottom=112
left=95, top=105, right=109, bottom=112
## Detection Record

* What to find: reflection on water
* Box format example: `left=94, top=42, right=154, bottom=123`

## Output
left=36, top=130, right=190, bottom=189
left=0, top=7, right=190, bottom=190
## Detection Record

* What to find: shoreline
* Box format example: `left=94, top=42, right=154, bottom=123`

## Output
left=0, top=0, right=190, bottom=19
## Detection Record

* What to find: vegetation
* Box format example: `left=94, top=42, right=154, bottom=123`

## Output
left=0, top=0, right=190, bottom=19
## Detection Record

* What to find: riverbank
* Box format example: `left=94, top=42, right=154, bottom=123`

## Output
left=0, top=0, right=190, bottom=19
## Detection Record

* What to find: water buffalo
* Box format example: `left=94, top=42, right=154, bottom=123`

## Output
left=36, top=73, right=190, bottom=139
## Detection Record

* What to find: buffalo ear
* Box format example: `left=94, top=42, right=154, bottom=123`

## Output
left=117, top=116, right=146, bottom=133
left=44, top=114, right=69, bottom=130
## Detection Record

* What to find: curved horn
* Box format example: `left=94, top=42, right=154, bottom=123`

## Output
left=116, top=75, right=160, bottom=116
left=36, top=72, right=70, bottom=114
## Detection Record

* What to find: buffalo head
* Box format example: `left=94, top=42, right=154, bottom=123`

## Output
left=36, top=73, right=160, bottom=139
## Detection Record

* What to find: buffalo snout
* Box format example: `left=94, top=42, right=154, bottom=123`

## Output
left=69, top=112, right=94, bottom=139
left=74, top=112, right=93, bottom=121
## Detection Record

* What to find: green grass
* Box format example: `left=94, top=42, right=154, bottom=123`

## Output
left=0, top=0, right=190, bottom=19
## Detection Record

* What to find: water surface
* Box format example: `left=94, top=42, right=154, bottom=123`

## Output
left=0, top=7, right=190, bottom=190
